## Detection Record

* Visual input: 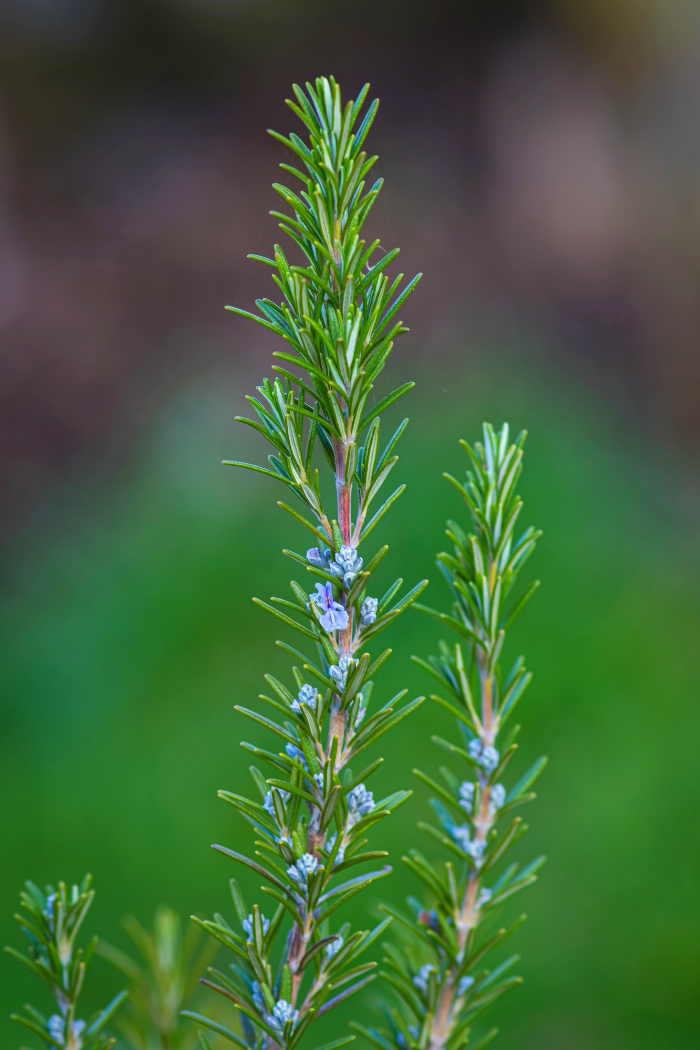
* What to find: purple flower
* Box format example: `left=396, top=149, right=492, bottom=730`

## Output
left=310, top=583, right=349, bottom=633
left=329, top=655, right=356, bottom=691
left=252, top=981, right=266, bottom=1013
left=49, top=1017, right=86, bottom=1047
left=44, top=893, right=57, bottom=933
left=413, top=964, right=436, bottom=993
left=292, top=683, right=319, bottom=712
left=270, top=1000, right=299, bottom=1031
left=451, top=824, right=486, bottom=865
left=307, top=547, right=332, bottom=569
left=286, top=742, right=307, bottom=766
left=326, top=933, right=344, bottom=959
left=330, top=545, right=363, bottom=587
left=459, top=781, right=475, bottom=814
left=347, top=783, right=375, bottom=827
left=288, top=853, right=320, bottom=884
left=263, top=788, right=290, bottom=816
left=242, top=913, right=270, bottom=939
left=325, top=834, right=346, bottom=865
left=468, top=739, right=500, bottom=774
left=477, top=887, right=493, bottom=908
left=489, top=783, right=506, bottom=815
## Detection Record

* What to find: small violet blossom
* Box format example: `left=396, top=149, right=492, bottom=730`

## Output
left=457, top=975, right=475, bottom=996
left=329, top=655, right=356, bottom=691
left=242, top=912, right=270, bottom=939
left=44, top=893, right=57, bottom=932
left=451, top=824, right=486, bottom=863
left=307, top=547, right=332, bottom=569
left=48, top=1017, right=65, bottom=1046
left=310, top=583, right=349, bottom=633
left=325, top=933, right=344, bottom=959
left=325, top=834, right=346, bottom=865
left=489, top=783, right=506, bottom=816
left=354, top=691, right=367, bottom=727
left=271, top=1000, right=299, bottom=1030
left=263, top=788, right=290, bottom=817
left=292, top=683, right=318, bottom=713
left=418, top=908, right=440, bottom=933
left=477, top=887, right=493, bottom=908
left=468, top=739, right=500, bottom=774
left=288, top=853, right=320, bottom=884
left=413, top=964, right=436, bottom=993
left=251, top=981, right=266, bottom=1013
left=285, top=742, right=307, bottom=766
left=459, top=781, right=475, bottom=815
left=398, top=1027, right=420, bottom=1049
left=347, top=783, right=375, bottom=827
left=49, top=1017, right=86, bottom=1049
left=330, top=545, right=363, bottom=587
left=361, top=596, right=378, bottom=625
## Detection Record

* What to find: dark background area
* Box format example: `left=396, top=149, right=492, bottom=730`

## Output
left=2, top=1, right=700, bottom=1047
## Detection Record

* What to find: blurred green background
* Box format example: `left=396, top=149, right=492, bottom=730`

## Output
left=2, top=0, right=700, bottom=1046
left=3, top=357, right=700, bottom=1048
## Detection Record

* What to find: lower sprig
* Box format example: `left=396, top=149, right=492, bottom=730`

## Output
left=361, top=424, right=547, bottom=1050
left=186, top=662, right=422, bottom=1050
left=5, top=875, right=127, bottom=1050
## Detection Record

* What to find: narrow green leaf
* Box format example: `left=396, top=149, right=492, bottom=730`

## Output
left=222, top=460, right=287, bottom=482
left=252, top=598, right=319, bottom=641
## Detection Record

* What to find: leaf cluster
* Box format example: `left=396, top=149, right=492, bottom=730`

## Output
left=224, top=75, right=421, bottom=548
left=5, top=875, right=126, bottom=1050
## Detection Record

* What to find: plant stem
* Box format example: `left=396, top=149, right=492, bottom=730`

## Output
left=428, top=631, right=499, bottom=1049
left=286, top=437, right=355, bottom=984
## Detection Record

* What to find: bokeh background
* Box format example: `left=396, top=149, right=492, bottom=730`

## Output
left=2, top=0, right=700, bottom=1047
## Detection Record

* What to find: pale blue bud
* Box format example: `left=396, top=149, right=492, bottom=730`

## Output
left=242, top=913, right=270, bottom=940
left=413, top=963, right=435, bottom=993
left=271, top=1000, right=299, bottom=1028
left=325, top=934, right=344, bottom=959
left=287, top=853, right=320, bottom=884
left=457, top=975, right=475, bottom=995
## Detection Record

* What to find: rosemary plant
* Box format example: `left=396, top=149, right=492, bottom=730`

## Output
left=5, top=875, right=127, bottom=1050
left=185, top=78, right=427, bottom=1050
left=357, top=424, right=546, bottom=1050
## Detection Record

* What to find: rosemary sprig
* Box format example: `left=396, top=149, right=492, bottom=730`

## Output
left=5, top=874, right=127, bottom=1050
left=358, top=423, right=545, bottom=1050
left=192, top=76, right=425, bottom=1050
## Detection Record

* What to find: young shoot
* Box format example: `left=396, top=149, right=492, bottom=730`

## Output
left=357, top=423, right=546, bottom=1050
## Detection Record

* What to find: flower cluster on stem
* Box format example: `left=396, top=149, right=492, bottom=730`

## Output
left=186, top=77, right=427, bottom=1050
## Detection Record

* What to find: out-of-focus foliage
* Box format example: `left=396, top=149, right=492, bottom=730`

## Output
left=2, top=363, right=700, bottom=1050
left=98, top=908, right=218, bottom=1049
left=3, top=0, right=700, bottom=535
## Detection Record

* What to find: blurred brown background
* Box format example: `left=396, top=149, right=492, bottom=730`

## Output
left=2, top=0, right=700, bottom=533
